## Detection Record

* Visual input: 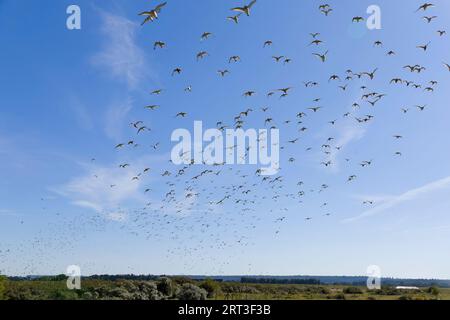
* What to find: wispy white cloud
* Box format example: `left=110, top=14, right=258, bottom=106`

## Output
left=0, top=209, right=18, bottom=217
left=318, top=87, right=369, bottom=172
left=53, top=161, right=150, bottom=221
left=91, top=11, right=149, bottom=89
left=343, top=175, right=450, bottom=223
left=104, top=96, right=133, bottom=141
left=90, top=10, right=156, bottom=141
left=329, top=123, right=366, bottom=169
left=351, top=193, right=396, bottom=203
left=67, top=95, right=94, bottom=131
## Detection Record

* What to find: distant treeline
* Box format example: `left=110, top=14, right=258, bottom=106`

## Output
left=8, top=274, right=159, bottom=282
left=6, top=274, right=450, bottom=288
left=241, top=277, right=321, bottom=285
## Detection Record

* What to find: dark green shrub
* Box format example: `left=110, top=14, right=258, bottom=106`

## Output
left=343, top=286, right=363, bottom=294
left=427, top=286, right=440, bottom=296
left=176, top=283, right=207, bottom=300
left=158, top=277, right=175, bottom=297
left=199, top=279, right=221, bottom=298
left=0, top=276, right=6, bottom=300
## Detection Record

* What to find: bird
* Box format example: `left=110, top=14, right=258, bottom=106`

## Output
left=272, top=56, right=284, bottom=62
left=363, top=68, right=378, bottom=80
left=352, top=16, right=364, bottom=23
left=329, top=75, right=340, bottom=81
left=137, top=126, right=148, bottom=134
left=229, top=56, right=241, bottom=63
left=151, top=89, right=163, bottom=95
left=309, top=39, right=323, bottom=46
left=417, top=42, right=431, bottom=51
left=373, top=40, right=383, bottom=47
left=415, top=3, right=435, bottom=12
left=390, top=78, right=403, bottom=84
left=138, top=2, right=167, bottom=25
left=172, top=67, right=182, bottom=76
left=196, top=51, right=209, bottom=61
left=227, top=13, right=242, bottom=24
left=201, top=32, right=212, bottom=41
left=308, top=107, right=322, bottom=112
left=321, top=8, right=333, bottom=16
left=153, top=41, right=166, bottom=50
left=313, top=51, right=328, bottom=62
left=218, top=70, right=230, bottom=77
left=416, top=105, right=427, bottom=111
left=443, top=63, right=450, bottom=71
left=423, top=16, right=437, bottom=23
left=231, top=0, right=257, bottom=16
left=277, top=87, right=293, bottom=95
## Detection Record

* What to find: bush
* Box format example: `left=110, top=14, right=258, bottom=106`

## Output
left=176, top=283, right=208, bottom=300
left=49, top=289, right=80, bottom=300
left=427, top=286, right=440, bottom=296
left=199, top=279, right=221, bottom=298
left=172, top=276, right=196, bottom=286
left=157, top=277, right=175, bottom=298
left=0, top=276, right=6, bottom=300
left=90, top=281, right=163, bottom=300
left=343, top=286, right=364, bottom=294
left=304, top=286, right=330, bottom=295
left=332, top=293, right=346, bottom=300
left=374, top=286, right=399, bottom=296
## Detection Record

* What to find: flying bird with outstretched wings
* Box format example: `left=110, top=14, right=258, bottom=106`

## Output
left=139, top=2, right=167, bottom=25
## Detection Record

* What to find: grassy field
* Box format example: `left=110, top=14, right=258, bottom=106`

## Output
left=216, top=283, right=449, bottom=300
left=0, top=276, right=448, bottom=300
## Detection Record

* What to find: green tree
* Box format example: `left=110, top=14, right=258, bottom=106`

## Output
left=176, top=283, right=207, bottom=300
left=157, top=277, right=175, bottom=297
left=199, top=279, right=221, bottom=298
left=428, top=286, right=440, bottom=297
left=343, top=286, right=363, bottom=294
left=0, top=275, right=6, bottom=300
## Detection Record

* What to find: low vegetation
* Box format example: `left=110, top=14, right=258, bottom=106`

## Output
left=0, top=276, right=448, bottom=300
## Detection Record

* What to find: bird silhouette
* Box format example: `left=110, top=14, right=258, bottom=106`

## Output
left=139, top=2, right=167, bottom=25
left=231, top=0, right=257, bottom=16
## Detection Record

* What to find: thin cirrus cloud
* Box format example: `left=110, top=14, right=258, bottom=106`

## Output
left=53, top=161, right=149, bottom=221
left=327, top=122, right=366, bottom=171
left=91, top=10, right=151, bottom=90
left=104, top=96, right=134, bottom=141
left=90, top=10, right=158, bottom=142
left=319, top=87, right=369, bottom=172
left=343, top=175, right=450, bottom=223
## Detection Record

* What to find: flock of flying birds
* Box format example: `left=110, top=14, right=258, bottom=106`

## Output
left=2, top=1, right=449, bottom=275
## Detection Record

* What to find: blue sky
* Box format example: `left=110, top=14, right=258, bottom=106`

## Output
left=1, top=0, right=450, bottom=279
